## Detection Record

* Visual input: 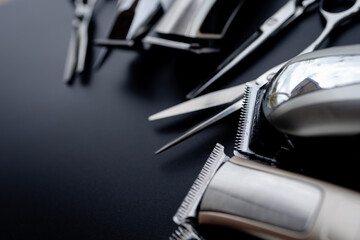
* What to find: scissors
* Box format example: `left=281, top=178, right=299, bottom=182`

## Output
left=186, top=0, right=320, bottom=99
left=64, top=0, right=97, bottom=83
left=93, top=0, right=174, bottom=69
left=150, top=0, right=360, bottom=154
left=93, top=0, right=140, bottom=69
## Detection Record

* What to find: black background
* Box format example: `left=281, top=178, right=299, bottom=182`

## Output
left=0, top=0, right=360, bottom=239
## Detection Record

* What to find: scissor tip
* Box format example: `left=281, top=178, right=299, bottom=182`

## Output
left=155, top=139, right=181, bottom=154
left=185, top=92, right=196, bottom=99
left=63, top=76, right=72, bottom=84
left=155, top=133, right=189, bottom=154
left=155, top=146, right=167, bottom=155
left=186, top=86, right=205, bottom=99
left=148, top=115, right=158, bottom=121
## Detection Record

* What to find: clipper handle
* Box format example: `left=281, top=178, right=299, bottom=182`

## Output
left=199, top=156, right=360, bottom=240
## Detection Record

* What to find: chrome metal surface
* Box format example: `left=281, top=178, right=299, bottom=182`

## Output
left=263, top=45, right=360, bottom=136
left=125, top=0, right=166, bottom=40
left=200, top=161, right=322, bottom=232
left=186, top=0, right=319, bottom=99
left=154, top=0, right=244, bottom=39
left=187, top=0, right=360, bottom=98
left=159, top=0, right=174, bottom=10
left=93, top=0, right=138, bottom=68
left=155, top=99, right=245, bottom=154
left=148, top=84, right=246, bottom=121
left=170, top=144, right=227, bottom=239
left=93, top=0, right=173, bottom=68
left=172, top=144, right=228, bottom=224
left=153, top=62, right=282, bottom=153
left=151, top=0, right=360, bottom=153
left=300, top=0, right=360, bottom=54
left=143, top=36, right=219, bottom=54
left=64, top=0, right=97, bottom=82
left=103, top=0, right=160, bottom=41
left=234, top=83, right=259, bottom=156
left=64, top=18, right=80, bottom=82
left=94, top=39, right=135, bottom=48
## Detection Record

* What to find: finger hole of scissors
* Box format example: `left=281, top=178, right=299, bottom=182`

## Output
left=321, top=0, right=357, bottom=13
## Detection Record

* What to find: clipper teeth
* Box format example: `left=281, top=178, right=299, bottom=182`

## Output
left=234, top=85, right=252, bottom=153
left=169, top=223, right=204, bottom=240
left=173, top=143, right=228, bottom=225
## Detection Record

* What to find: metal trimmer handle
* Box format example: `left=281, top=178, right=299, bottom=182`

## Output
left=199, top=156, right=360, bottom=240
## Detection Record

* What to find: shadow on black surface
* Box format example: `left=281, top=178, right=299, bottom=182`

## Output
left=200, top=224, right=263, bottom=240
left=277, top=134, right=360, bottom=192
left=123, top=45, right=222, bottom=98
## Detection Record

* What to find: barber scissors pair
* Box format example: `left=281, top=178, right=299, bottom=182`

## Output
left=150, top=0, right=360, bottom=154
left=186, top=0, right=319, bottom=99
left=64, top=0, right=97, bottom=83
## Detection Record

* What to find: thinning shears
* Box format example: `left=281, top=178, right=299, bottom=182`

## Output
left=150, top=0, right=360, bottom=154
left=64, top=0, right=97, bottom=83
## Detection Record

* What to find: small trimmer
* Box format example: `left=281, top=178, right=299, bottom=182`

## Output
left=170, top=82, right=360, bottom=240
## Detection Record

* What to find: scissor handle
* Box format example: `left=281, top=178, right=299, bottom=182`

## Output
left=300, top=0, right=360, bottom=54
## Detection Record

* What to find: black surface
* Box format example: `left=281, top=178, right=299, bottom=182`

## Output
left=0, top=0, right=360, bottom=239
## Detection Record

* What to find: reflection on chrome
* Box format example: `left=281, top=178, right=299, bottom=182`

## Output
left=264, top=55, right=360, bottom=110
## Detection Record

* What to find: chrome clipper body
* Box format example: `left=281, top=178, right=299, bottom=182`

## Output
left=171, top=144, right=360, bottom=240
left=170, top=80, right=360, bottom=240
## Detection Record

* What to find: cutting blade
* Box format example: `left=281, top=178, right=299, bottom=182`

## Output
left=186, top=0, right=319, bottom=98
left=155, top=98, right=244, bottom=154
left=64, top=19, right=80, bottom=83
left=149, top=83, right=247, bottom=121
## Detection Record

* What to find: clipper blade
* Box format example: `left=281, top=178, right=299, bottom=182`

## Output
left=173, top=143, right=228, bottom=225
left=234, top=83, right=259, bottom=155
left=234, top=82, right=279, bottom=164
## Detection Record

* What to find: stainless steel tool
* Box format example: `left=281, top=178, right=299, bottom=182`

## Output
left=170, top=78, right=360, bottom=239
left=64, top=0, right=97, bottom=83
left=171, top=143, right=360, bottom=240
left=262, top=45, right=360, bottom=137
left=186, top=0, right=360, bottom=98
left=150, top=0, right=360, bottom=154
left=186, top=0, right=319, bottom=99
left=93, top=0, right=174, bottom=68
left=142, top=0, right=245, bottom=54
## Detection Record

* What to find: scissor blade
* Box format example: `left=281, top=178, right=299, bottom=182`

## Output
left=94, top=39, right=135, bottom=47
left=76, top=22, right=89, bottom=74
left=155, top=99, right=245, bottom=154
left=143, top=36, right=220, bottom=54
left=154, top=60, right=287, bottom=153
left=93, top=47, right=110, bottom=69
left=93, top=0, right=138, bottom=69
left=186, top=0, right=306, bottom=99
left=149, top=83, right=247, bottom=121
left=64, top=20, right=80, bottom=83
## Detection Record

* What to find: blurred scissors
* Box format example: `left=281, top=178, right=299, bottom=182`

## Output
left=150, top=0, right=360, bottom=154
left=93, top=0, right=174, bottom=69
left=64, top=0, right=97, bottom=83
